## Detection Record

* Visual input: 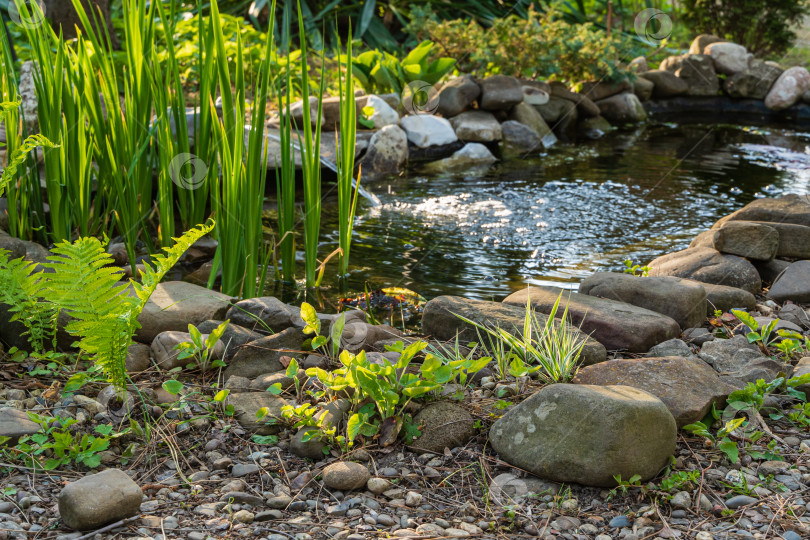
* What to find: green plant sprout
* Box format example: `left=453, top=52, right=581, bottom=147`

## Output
left=623, top=259, right=650, bottom=277
left=174, top=320, right=230, bottom=371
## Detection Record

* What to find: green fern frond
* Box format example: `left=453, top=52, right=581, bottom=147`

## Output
left=44, top=237, right=134, bottom=392
left=132, top=219, right=216, bottom=311
left=43, top=221, right=216, bottom=394
left=0, top=99, right=21, bottom=117
left=0, top=249, right=58, bottom=352
left=0, top=134, right=59, bottom=199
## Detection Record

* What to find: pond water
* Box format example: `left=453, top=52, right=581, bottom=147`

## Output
left=311, top=122, right=810, bottom=303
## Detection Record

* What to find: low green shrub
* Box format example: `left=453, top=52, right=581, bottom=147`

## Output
left=408, top=6, right=641, bottom=83
left=681, top=0, right=810, bottom=58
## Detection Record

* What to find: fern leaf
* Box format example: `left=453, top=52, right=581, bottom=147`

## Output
left=0, top=249, right=57, bottom=352
left=44, top=238, right=134, bottom=392
left=0, top=134, right=59, bottom=199
left=132, top=219, right=216, bottom=312
left=0, top=99, right=21, bottom=117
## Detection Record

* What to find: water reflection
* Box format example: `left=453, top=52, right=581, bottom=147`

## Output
left=315, top=123, right=810, bottom=301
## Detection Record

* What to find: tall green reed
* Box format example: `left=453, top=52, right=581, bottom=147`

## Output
left=296, top=0, right=325, bottom=288
left=275, top=1, right=297, bottom=284
left=336, top=27, right=360, bottom=278
left=70, top=0, right=157, bottom=269
left=208, top=0, right=274, bottom=297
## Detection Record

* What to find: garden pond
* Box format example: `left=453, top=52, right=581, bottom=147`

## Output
left=305, top=122, right=810, bottom=304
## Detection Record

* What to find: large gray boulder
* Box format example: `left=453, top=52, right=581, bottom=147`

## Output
left=640, top=70, right=689, bottom=98
left=768, top=261, right=810, bottom=303
left=136, top=281, right=233, bottom=344
left=449, top=110, right=502, bottom=142
left=421, top=295, right=606, bottom=365
left=360, top=124, right=409, bottom=180
left=705, top=42, right=750, bottom=75
left=490, top=384, right=676, bottom=487
left=595, top=92, right=647, bottom=124
left=477, top=75, right=523, bottom=111
left=58, top=469, right=143, bottom=530
left=222, top=327, right=307, bottom=380
left=746, top=221, right=810, bottom=259
left=573, top=356, right=738, bottom=427
left=765, top=67, right=810, bottom=111
left=509, top=102, right=555, bottom=143
left=400, top=115, right=457, bottom=148
left=500, top=120, right=542, bottom=157
left=647, top=247, right=761, bottom=295
left=0, top=408, right=40, bottom=445
left=696, top=282, right=757, bottom=315
left=714, top=194, right=810, bottom=228
left=660, top=54, right=719, bottom=96
left=699, top=335, right=788, bottom=385
left=435, top=75, right=481, bottom=118
left=503, top=287, right=680, bottom=353
left=579, top=272, right=707, bottom=329
left=691, top=221, right=779, bottom=262
left=724, top=60, right=783, bottom=99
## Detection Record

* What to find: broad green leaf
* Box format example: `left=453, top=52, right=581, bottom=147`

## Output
left=214, top=389, right=230, bottom=402
left=266, top=383, right=283, bottom=395
left=300, top=302, right=320, bottom=334
left=162, top=380, right=183, bottom=395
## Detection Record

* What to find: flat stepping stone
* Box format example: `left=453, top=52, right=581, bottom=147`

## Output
left=490, top=384, right=676, bottom=487
left=0, top=408, right=40, bottom=444
left=573, top=356, right=738, bottom=427
left=502, top=286, right=680, bottom=353
left=421, top=295, right=606, bottom=365
left=136, top=281, right=233, bottom=343
left=579, top=272, right=707, bottom=329
left=715, top=193, right=810, bottom=228
left=647, top=247, right=761, bottom=295
left=768, top=260, right=810, bottom=303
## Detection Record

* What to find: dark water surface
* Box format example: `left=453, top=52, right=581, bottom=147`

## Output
left=311, top=123, right=810, bottom=302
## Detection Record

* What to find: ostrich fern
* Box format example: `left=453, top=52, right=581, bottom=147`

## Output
left=44, top=219, right=215, bottom=394
left=0, top=220, right=215, bottom=394
left=0, top=252, right=58, bottom=352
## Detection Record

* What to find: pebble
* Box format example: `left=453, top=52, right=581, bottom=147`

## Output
left=230, top=464, right=260, bottom=477
left=671, top=491, right=692, bottom=509
left=405, top=491, right=423, bottom=507
left=726, top=495, right=759, bottom=509
left=609, top=515, right=631, bottom=528
left=560, top=498, right=578, bottom=512
left=232, top=510, right=254, bottom=524
left=695, top=533, right=713, bottom=540
left=366, top=477, right=391, bottom=495
left=255, top=509, right=283, bottom=522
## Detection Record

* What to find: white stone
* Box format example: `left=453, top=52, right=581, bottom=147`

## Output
left=705, top=42, right=750, bottom=75
left=765, top=66, right=810, bottom=111
left=449, top=110, right=502, bottom=142
left=366, top=94, right=399, bottom=129
left=424, top=143, right=496, bottom=172
left=400, top=115, right=458, bottom=148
